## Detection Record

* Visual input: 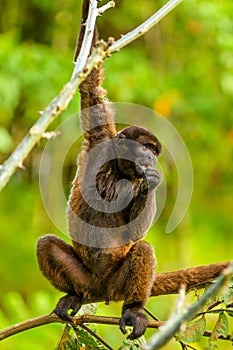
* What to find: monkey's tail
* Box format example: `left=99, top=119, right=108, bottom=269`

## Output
left=74, top=0, right=115, bottom=141
left=151, top=262, right=230, bottom=296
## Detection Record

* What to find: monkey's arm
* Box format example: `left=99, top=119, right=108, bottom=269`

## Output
left=75, top=0, right=116, bottom=146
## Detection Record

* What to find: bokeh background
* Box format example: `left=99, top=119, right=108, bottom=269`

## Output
left=0, top=0, right=232, bottom=349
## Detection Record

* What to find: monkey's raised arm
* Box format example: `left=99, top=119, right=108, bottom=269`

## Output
left=75, top=0, right=116, bottom=148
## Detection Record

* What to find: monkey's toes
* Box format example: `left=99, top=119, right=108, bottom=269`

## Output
left=120, top=309, right=148, bottom=340
left=53, top=294, right=82, bottom=322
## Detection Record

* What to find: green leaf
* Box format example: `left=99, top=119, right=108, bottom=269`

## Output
left=210, top=312, right=228, bottom=342
left=176, top=316, right=206, bottom=343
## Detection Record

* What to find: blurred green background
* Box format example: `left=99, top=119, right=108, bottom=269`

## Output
left=0, top=0, right=232, bottom=349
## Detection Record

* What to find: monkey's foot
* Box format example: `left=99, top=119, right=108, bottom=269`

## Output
left=53, top=294, right=82, bottom=322
left=120, top=308, right=148, bottom=340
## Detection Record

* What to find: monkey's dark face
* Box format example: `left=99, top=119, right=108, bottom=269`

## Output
left=115, top=126, right=162, bottom=181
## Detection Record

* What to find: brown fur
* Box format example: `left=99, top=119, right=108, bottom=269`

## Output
left=152, top=262, right=230, bottom=296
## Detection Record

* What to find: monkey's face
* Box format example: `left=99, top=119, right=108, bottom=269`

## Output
left=115, top=126, right=162, bottom=184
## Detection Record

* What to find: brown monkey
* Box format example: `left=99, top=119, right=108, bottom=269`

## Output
left=36, top=1, right=231, bottom=340
left=37, top=1, right=162, bottom=340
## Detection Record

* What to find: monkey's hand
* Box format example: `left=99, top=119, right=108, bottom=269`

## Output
left=141, top=168, right=162, bottom=193
left=120, top=308, right=148, bottom=340
left=53, top=294, right=82, bottom=322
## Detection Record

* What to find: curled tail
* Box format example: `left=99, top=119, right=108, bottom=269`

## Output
left=74, top=0, right=116, bottom=146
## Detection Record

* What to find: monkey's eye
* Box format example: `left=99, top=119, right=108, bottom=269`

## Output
left=152, top=150, right=157, bottom=156
left=142, top=146, right=147, bottom=151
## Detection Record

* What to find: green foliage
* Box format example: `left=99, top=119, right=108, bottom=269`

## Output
left=175, top=285, right=233, bottom=349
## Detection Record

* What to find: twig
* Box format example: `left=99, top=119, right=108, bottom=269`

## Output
left=179, top=342, right=197, bottom=350
left=79, top=324, right=114, bottom=350
left=0, top=313, right=162, bottom=341
left=206, top=300, right=222, bottom=311
left=0, top=0, right=182, bottom=191
left=194, top=308, right=233, bottom=317
left=98, top=0, right=115, bottom=16
left=143, top=263, right=233, bottom=350
left=203, top=330, right=232, bottom=341
left=143, top=307, right=159, bottom=321
left=108, top=0, right=183, bottom=53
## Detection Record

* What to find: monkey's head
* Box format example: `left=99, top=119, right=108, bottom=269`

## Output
left=115, top=126, right=162, bottom=181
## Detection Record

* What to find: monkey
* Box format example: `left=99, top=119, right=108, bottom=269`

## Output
left=36, top=1, right=162, bottom=340
left=36, top=0, right=231, bottom=341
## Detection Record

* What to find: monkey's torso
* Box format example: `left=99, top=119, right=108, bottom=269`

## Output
left=67, top=148, right=157, bottom=278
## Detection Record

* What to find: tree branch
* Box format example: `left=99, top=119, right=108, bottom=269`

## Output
left=0, top=313, right=162, bottom=341
left=98, top=1, right=115, bottom=16
left=0, top=0, right=182, bottom=191
left=71, top=0, right=97, bottom=79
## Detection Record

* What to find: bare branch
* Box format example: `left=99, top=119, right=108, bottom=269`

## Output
left=108, top=0, right=183, bottom=53
left=0, top=313, right=162, bottom=341
left=98, top=1, right=115, bottom=16
left=71, top=0, right=97, bottom=79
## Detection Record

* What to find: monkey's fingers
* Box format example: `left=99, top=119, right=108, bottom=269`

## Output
left=119, top=318, right=127, bottom=335
left=120, top=309, right=148, bottom=340
left=53, top=294, right=82, bottom=322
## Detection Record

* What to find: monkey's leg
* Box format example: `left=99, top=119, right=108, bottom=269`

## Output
left=108, top=240, right=156, bottom=340
left=37, top=234, right=96, bottom=322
